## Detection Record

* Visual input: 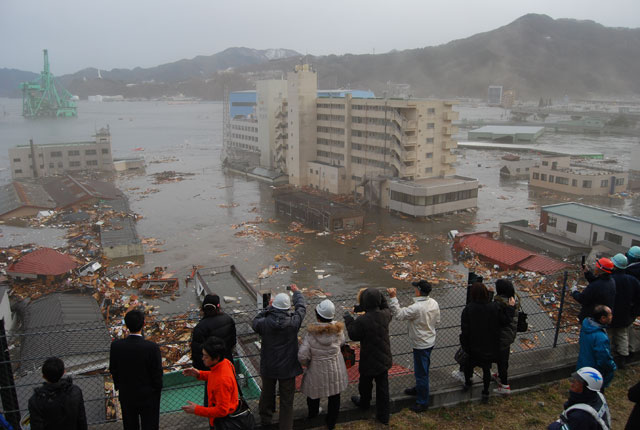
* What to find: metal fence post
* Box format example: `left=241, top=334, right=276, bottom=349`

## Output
left=553, top=271, right=569, bottom=348
left=0, top=318, right=20, bottom=429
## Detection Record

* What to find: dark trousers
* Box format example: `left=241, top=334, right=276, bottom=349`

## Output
left=306, top=394, right=340, bottom=430
left=259, top=376, right=295, bottom=430
left=358, top=370, right=390, bottom=424
left=464, top=357, right=491, bottom=395
left=413, top=347, right=433, bottom=406
left=120, top=392, right=161, bottom=430
left=496, top=348, right=510, bottom=386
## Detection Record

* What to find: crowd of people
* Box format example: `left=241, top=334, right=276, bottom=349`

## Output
left=24, top=246, right=640, bottom=430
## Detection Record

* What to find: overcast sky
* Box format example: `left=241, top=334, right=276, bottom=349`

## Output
left=1, top=0, right=639, bottom=75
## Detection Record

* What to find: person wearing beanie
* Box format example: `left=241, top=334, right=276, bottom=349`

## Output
left=386, top=280, right=440, bottom=413
left=576, top=305, right=617, bottom=391
left=492, top=279, right=518, bottom=395
left=571, top=257, right=616, bottom=322
left=191, top=294, right=237, bottom=405
left=608, top=254, right=640, bottom=367
left=548, top=367, right=611, bottom=430
left=344, top=287, right=392, bottom=425
left=298, top=299, right=348, bottom=430
left=252, top=284, right=306, bottom=430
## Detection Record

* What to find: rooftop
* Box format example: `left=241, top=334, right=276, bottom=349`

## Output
left=470, top=126, right=545, bottom=135
left=542, top=202, right=640, bottom=236
left=101, top=217, right=141, bottom=247
left=392, top=175, right=478, bottom=188
left=7, top=247, right=78, bottom=276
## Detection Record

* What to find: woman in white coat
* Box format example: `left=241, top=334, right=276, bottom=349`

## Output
left=298, top=299, right=349, bottom=430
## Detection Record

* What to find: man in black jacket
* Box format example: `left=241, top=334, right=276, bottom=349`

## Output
left=191, top=294, right=236, bottom=367
left=609, top=254, right=640, bottom=367
left=109, top=309, right=163, bottom=430
left=344, top=288, right=393, bottom=425
left=252, top=284, right=306, bottom=430
left=28, top=357, right=87, bottom=430
left=571, top=258, right=616, bottom=322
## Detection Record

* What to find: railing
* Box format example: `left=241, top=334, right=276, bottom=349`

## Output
left=0, top=275, right=580, bottom=429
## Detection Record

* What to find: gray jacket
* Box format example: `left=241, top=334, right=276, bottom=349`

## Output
left=298, top=322, right=349, bottom=399
left=252, top=291, right=306, bottom=379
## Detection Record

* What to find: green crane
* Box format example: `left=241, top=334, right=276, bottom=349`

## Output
left=20, top=49, right=77, bottom=118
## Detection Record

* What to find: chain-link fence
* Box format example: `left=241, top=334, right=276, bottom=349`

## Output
left=0, top=271, right=582, bottom=429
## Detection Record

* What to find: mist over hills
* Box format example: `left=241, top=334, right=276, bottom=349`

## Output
left=2, top=14, right=639, bottom=100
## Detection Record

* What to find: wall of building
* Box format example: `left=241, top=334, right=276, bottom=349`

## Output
left=257, top=80, right=288, bottom=168
left=0, top=206, right=43, bottom=221
left=530, top=167, right=628, bottom=196
left=306, top=162, right=348, bottom=194
left=103, top=243, right=144, bottom=260
left=542, top=212, right=640, bottom=247
left=386, top=177, right=478, bottom=217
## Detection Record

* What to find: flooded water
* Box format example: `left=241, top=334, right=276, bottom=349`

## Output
left=1, top=98, right=638, bottom=312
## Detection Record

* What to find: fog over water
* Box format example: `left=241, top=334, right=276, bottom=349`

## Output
left=1, top=98, right=638, bottom=312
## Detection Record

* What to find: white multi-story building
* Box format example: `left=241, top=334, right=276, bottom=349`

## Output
left=9, top=128, right=114, bottom=179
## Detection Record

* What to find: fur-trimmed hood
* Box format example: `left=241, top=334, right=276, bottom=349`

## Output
left=307, top=321, right=344, bottom=335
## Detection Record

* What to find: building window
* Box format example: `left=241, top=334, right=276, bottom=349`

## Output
left=572, top=179, right=578, bottom=187
left=51, top=151, right=62, bottom=157
left=555, top=176, right=569, bottom=185
left=542, top=161, right=549, bottom=166
left=426, top=152, right=433, bottom=159
left=540, top=174, right=547, bottom=181
left=310, top=168, right=313, bottom=173
left=549, top=175, right=554, bottom=182
left=426, top=138, right=434, bottom=143
left=14, top=169, right=22, bottom=174
left=604, top=232, right=622, bottom=245
left=532, top=172, right=539, bottom=179
left=86, top=160, right=98, bottom=166
left=582, top=180, right=592, bottom=188
left=49, top=163, right=54, bottom=168
left=548, top=216, right=557, bottom=227
left=68, top=150, right=80, bottom=156
left=427, top=108, right=435, bottom=114
left=427, top=123, right=435, bottom=129
left=600, top=179, right=608, bottom=187
left=57, top=162, right=63, bottom=168
left=424, top=167, right=432, bottom=173
left=632, top=239, right=640, bottom=247
left=69, top=161, right=81, bottom=167
left=566, top=221, right=577, bottom=233
left=85, top=149, right=97, bottom=155
left=13, top=158, right=20, bottom=162
left=616, top=178, right=625, bottom=185
left=102, top=148, right=109, bottom=154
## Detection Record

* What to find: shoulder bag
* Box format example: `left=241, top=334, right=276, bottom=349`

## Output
left=341, top=343, right=356, bottom=369
left=214, top=366, right=255, bottom=430
left=516, top=293, right=528, bottom=332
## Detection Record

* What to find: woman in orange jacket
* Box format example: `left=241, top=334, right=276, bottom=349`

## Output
left=182, top=336, right=239, bottom=429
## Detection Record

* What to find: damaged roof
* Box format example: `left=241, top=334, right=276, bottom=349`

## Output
left=101, top=218, right=141, bottom=247
left=0, top=181, right=56, bottom=217
left=7, top=247, right=78, bottom=276
left=43, top=176, right=122, bottom=209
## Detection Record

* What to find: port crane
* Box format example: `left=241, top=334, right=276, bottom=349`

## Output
left=20, top=49, right=77, bottom=118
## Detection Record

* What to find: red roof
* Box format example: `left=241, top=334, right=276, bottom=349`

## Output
left=7, top=248, right=78, bottom=276
left=518, top=254, right=571, bottom=275
left=457, top=235, right=532, bottom=267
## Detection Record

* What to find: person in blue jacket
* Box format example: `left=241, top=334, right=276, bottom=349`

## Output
left=576, top=305, right=617, bottom=390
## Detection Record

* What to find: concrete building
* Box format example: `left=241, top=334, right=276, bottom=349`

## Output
left=9, top=128, right=114, bottom=179
left=100, top=218, right=144, bottom=261
left=540, top=202, right=640, bottom=248
left=488, top=86, right=503, bottom=106
left=113, top=157, right=146, bottom=174
left=468, top=126, right=545, bottom=143
left=499, top=154, right=535, bottom=179
left=530, top=156, right=628, bottom=196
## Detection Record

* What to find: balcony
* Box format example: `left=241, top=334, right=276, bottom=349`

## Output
left=405, top=135, right=417, bottom=145
left=442, top=140, right=457, bottom=150
left=406, top=120, right=417, bottom=130
left=441, top=153, right=457, bottom=164
left=443, top=111, right=459, bottom=122
left=404, top=151, right=416, bottom=161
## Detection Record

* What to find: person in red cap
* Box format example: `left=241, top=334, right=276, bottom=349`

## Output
left=571, top=257, right=616, bottom=322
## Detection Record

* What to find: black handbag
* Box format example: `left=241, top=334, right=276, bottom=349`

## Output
left=516, top=293, right=528, bottom=332
left=215, top=398, right=255, bottom=430
left=454, top=346, right=468, bottom=366
left=341, top=343, right=356, bottom=369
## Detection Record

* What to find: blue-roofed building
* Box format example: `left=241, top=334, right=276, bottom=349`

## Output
left=540, top=202, right=640, bottom=248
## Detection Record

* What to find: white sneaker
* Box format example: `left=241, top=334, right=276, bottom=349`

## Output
left=451, top=370, right=466, bottom=383
left=494, top=385, right=511, bottom=395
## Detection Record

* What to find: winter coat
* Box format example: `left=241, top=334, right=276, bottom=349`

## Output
left=573, top=273, right=616, bottom=322
left=298, top=322, right=349, bottom=399
left=389, top=295, right=440, bottom=350
left=626, top=380, right=640, bottom=430
left=252, top=290, right=306, bottom=379
left=191, top=312, right=237, bottom=370
left=460, top=300, right=505, bottom=362
left=576, top=318, right=617, bottom=389
left=28, top=377, right=87, bottom=430
left=548, top=390, right=611, bottom=430
left=626, top=261, right=640, bottom=282
left=611, top=271, right=640, bottom=328
left=494, top=295, right=518, bottom=351
left=194, top=358, right=239, bottom=428
left=344, top=288, right=392, bottom=376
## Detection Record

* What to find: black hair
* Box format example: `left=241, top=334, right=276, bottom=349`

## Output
left=592, top=305, right=611, bottom=322
left=315, top=309, right=332, bottom=323
left=42, top=357, right=65, bottom=383
left=202, top=336, right=226, bottom=362
left=495, top=279, right=515, bottom=298
left=470, top=282, right=491, bottom=303
left=124, top=309, right=145, bottom=333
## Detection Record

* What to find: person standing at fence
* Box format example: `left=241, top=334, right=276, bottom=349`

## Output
left=109, top=309, right=163, bottom=430
left=298, top=299, right=348, bottom=430
left=28, top=357, right=87, bottom=430
left=625, top=246, right=640, bottom=280
left=191, top=294, right=237, bottom=404
left=571, top=258, right=616, bottom=323
left=548, top=367, right=611, bottom=430
left=576, top=305, right=617, bottom=391
left=460, top=282, right=513, bottom=403
left=344, top=287, right=392, bottom=425
left=608, top=254, right=640, bottom=368
left=252, top=284, right=306, bottom=430
left=181, top=336, right=239, bottom=429
left=386, top=280, right=440, bottom=413
left=492, top=279, right=518, bottom=395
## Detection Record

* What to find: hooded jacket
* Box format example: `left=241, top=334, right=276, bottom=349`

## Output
left=460, top=299, right=508, bottom=361
left=494, top=294, right=518, bottom=351
left=573, top=273, right=616, bottom=322
left=298, top=322, right=349, bottom=399
left=576, top=318, right=617, bottom=389
left=344, top=288, right=392, bottom=376
left=252, top=290, right=306, bottom=379
left=611, top=270, right=640, bottom=328
left=191, top=312, right=236, bottom=370
left=28, top=377, right=87, bottom=430
left=548, top=389, right=611, bottom=430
